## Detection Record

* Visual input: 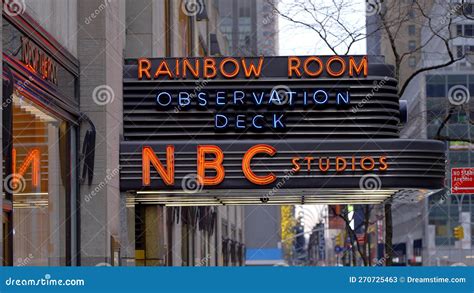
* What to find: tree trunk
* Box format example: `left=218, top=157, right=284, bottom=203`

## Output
left=384, top=204, right=393, bottom=266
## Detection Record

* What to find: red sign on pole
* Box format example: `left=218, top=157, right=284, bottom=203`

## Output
left=451, top=168, right=474, bottom=194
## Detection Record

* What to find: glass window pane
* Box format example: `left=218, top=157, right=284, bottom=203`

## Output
left=11, top=93, right=67, bottom=266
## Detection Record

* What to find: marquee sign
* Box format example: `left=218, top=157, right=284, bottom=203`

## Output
left=136, top=56, right=367, bottom=131
left=120, top=56, right=446, bottom=205
left=20, top=36, right=58, bottom=85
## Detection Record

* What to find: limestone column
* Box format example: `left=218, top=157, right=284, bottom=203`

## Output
left=77, top=0, right=125, bottom=266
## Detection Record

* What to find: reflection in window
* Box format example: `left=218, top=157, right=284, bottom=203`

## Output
left=426, top=75, right=446, bottom=97
left=10, top=93, right=67, bottom=266
left=408, top=56, right=416, bottom=68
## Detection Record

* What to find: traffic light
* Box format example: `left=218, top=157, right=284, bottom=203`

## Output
left=453, top=226, right=464, bottom=240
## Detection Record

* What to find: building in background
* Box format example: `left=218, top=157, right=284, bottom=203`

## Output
left=216, top=0, right=279, bottom=56
left=365, top=0, right=435, bottom=86
left=366, top=0, right=474, bottom=266
left=244, top=206, right=284, bottom=266
left=1, top=0, right=244, bottom=267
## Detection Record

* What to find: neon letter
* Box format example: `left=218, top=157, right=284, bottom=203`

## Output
left=197, top=145, right=225, bottom=186
left=242, top=144, right=277, bottom=185
left=142, top=146, right=175, bottom=186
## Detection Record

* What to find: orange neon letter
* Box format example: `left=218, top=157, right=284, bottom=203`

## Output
left=326, top=56, right=346, bottom=77
left=203, top=57, right=217, bottom=79
left=291, top=157, right=301, bottom=172
left=349, top=56, right=368, bottom=77
left=183, top=58, right=200, bottom=78
left=12, top=148, right=41, bottom=188
left=154, top=60, right=173, bottom=78
left=335, top=157, right=347, bottom=172
left=303, top=57, right=323, bottom=77
left=197, top=145, right=225, bottom=186
left=138, top=58, right=151, bottom=80
left=220, top=58, right=240, bottom=78
left=142, top=146, right=175, bottom=186
left=360, top=156, right=375, bottom=171
left=288, top=56, right=302, bottom=77
left=242, top=144, right=277, bottom=185
left=379, top=156, right=388, bottom=171
left=241, top=57, right=264, bottom=78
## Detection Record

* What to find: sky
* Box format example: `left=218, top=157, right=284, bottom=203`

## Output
left=278, top=0, right=367, bottom=56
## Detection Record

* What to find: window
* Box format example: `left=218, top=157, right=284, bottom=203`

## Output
left=455, top=45, right=474, bottom=58
left=456, top=45, right=464, bottom=58
left=465, top=24, right=474, bottom=37
left=408, top=56, right=417, bottom=67
left=426, top=75, right=446, bottom=97
left=465, top=3, right=473, bottom=15
left=448, top=74, right=467, bottom=89
left=408, top=40, right=416, bottom=51
left=457, top=24, right=463, bottom=36
left=10, top=95, right=69, bottom=266
left=408, top=25, right=416, bottom=36
left=456, top=24, right=474, bottom=37
left=469, top=75, right=474, bottom=99
left=239, top=0, right=251, bottom=17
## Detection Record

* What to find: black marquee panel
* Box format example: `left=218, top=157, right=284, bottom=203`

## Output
left=120, top=139, right=445, bottom=191
left=123, top=57, right=400, bottom=140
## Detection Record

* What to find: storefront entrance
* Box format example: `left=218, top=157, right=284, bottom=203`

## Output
left=2, top=11, right=80, bottom=266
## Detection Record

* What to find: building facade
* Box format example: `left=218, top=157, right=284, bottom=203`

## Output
left=216, top=0, right=279, bottom=56
left=1, top=0, right=244, bottom=267
left=367, top=0, right=474, bottom=266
